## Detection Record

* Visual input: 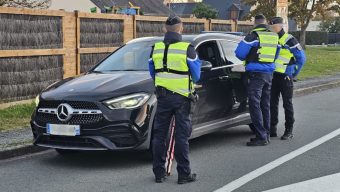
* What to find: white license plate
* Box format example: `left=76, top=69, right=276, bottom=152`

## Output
left=47, top=124, right=80, bottom=136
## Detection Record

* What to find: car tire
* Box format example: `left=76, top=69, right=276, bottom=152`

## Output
left=248, top=123, right=256, bottom=134
left=55, top=149, right=78, bottom=156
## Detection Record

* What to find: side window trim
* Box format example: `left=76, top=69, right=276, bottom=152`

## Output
left=216, top=40, right=228, bottom=66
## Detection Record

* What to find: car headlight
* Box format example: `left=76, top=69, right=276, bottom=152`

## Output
left=104, top=93, right=150, bottom=109
left=35, top=95, right=40, bottom=107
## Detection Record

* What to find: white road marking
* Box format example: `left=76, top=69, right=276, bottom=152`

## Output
left=263, top=172, right=340, bottom=192
left=214, top=127, right=340, bottom=192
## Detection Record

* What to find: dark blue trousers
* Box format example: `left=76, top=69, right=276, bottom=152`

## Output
left=152, top=93, right=192, bottom=177
left=247, top=72, right=273, bottom=140
left=270, top=72, right=295, bottom=131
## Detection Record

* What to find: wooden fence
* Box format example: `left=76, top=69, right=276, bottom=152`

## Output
left=0, top=7, right=252, bottom=103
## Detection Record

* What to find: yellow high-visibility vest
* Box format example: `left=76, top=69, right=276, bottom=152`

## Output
left=254, top=29, right=279, bottom=63
left=275, top=33, right=294, bottom=73
left=152, top=41, right=193, bottom=97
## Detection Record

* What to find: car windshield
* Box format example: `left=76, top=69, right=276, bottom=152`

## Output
left=93, top=41, right=153, bottom=72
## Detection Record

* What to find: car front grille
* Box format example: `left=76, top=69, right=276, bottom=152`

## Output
left=39, top=100, right=99, bottom=110
left=34, top=100, right=139, bottom=148
left=36, top=100, right=104, bottom=125
left=35, top=113, right=104, bottom=125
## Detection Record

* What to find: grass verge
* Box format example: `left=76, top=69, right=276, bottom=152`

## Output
left=0, top=102, right=35, bottom=132
left=298, top=46, right=340, bottom=80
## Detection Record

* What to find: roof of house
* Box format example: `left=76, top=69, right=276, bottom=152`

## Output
left=202, top=0, right=251, bottom=20
left=170, top=2, right=197, bottom=17
left=169, top=0, right=251, bottom=20
left=90, top=0, right=171, bottom=15
left=90, top=0, right=115, bottom=9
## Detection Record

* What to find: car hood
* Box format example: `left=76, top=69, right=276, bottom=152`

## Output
left=41, top=71, right=155, bottom=101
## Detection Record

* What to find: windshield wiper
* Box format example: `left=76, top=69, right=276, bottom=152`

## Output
left=90, top=70, right=103, bottom=74
left=108, top=69, right=143, bottom=71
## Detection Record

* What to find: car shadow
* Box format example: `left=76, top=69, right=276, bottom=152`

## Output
left=190, top=125, right=254, bottom=151
left=40, top=125, right=253, bottom=169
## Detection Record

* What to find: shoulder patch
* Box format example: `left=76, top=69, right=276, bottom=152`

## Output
left=296, top=44, right=303, bottom=50
left=286, top=35, right=299, bottom=47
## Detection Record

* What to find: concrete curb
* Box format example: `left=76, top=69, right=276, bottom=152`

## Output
left=0, top=145, right=48, bottom=160
left=294, top=80, right=340, bottom=97
left=1, top=79, right=340, bottom=161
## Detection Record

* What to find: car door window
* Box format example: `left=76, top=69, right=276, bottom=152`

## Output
left=219, top=40, right=243, bottom=65
left=196, top=40, right=223, bottom=68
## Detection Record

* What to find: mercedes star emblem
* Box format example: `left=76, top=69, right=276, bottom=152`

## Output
left=56, top=103, right=73, bottom=122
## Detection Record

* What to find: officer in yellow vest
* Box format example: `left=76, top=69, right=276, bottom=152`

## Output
left=235, top=14, right=280, bottom=146
left=148, top=15, right=201, bottom=184
left=269, top=17, right=306, bottom=140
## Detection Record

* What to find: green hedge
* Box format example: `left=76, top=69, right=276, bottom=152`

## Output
left=290, top=31, right=328, bottom=45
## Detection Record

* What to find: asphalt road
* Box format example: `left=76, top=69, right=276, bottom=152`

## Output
left=1, top=87, right=340, bottom=192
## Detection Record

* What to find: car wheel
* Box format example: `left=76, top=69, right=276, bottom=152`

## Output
left=248, top=123, right=256, bottom=134
left=55, top=149, right=78, bottom=156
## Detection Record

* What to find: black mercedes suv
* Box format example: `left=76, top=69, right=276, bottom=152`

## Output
left=31, top=33, right=252, bottom=154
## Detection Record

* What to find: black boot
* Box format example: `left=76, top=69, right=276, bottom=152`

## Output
left=250, top=136, right=270, bottom=143
left=246, top=139, right=268, bottom=146
left=155, top=174, right=166, bottom=183
left=270, top=126, right=278, bottom=137
left=281, top=128, right=293, bottom=140
left=178, top=173, right=197, bottom=184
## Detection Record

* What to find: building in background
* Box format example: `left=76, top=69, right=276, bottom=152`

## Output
left=49, top=0, right=99, bottom=12
left=49, top=0, right=171, bottom=15
left=91, top=0, right=171, bottom=15
left=164, top=0, right=202, bottom=3
left=170, top=0, right=251, bottom=20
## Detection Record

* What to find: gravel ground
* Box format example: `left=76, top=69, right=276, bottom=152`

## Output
left=0, top=127, right=32, bottom=151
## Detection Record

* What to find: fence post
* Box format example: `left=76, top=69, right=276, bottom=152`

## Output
left=204, top=19, right=210, bottom=31
left=232, top=20, right=237, bottom=32
left=62, top=10, right=78, bottom=78
left=123, top=15, right=134, bottom=43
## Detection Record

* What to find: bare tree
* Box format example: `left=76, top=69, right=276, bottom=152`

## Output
left=0, top=0, right=51, bottom=9
left=0, top=0, right=8, bottom=6
left=243, top=0, right=340, bottom=48
left=289, top=0, right=340, bottom=48
left=241, top=0, right=277, bottom=19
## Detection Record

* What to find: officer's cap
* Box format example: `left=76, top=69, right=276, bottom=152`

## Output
left=270, top=17, right=284, bottom=25
left=254, top=14, right=266, bottom=21
left=166, top=15, right=182, bottom=26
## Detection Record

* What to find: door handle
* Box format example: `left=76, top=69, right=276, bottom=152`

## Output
left=194, top=84, right=203, bottom=89
left=218, top=76, right=229, bottom=80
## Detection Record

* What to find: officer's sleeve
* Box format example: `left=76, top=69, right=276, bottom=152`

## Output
left=187, top=45, right=201, bottom=83
left=148, top=46, right=155, bottom=80
left=286, top=38, right=307, bottom=77
left=235, top=33, right=259, bottom=61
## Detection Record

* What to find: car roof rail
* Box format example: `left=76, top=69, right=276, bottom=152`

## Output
left=201, top=31, right=245, bottom=36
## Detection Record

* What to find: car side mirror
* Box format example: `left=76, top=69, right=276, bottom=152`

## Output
left=201, top=60, right=212, bottom=71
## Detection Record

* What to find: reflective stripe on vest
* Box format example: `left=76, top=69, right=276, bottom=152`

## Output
left=275, top=33, right=294, bottom=73
left=256, top=31, right=279, bottom=63
left=152, top=41, right=193, bottom=97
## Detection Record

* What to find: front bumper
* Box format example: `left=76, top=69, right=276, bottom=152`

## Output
left=31, top=97, right=156, bottom=151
